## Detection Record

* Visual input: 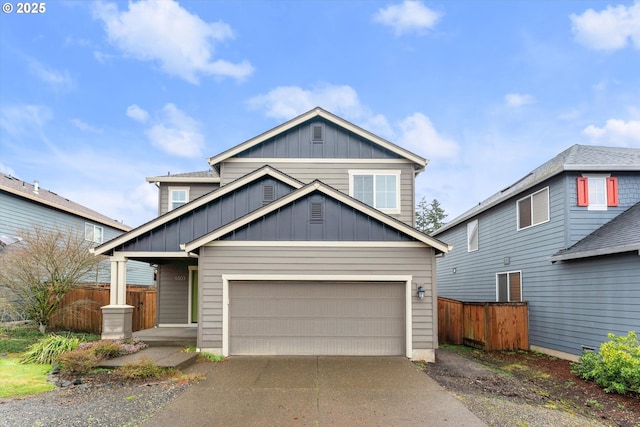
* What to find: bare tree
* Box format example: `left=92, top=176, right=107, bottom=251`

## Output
left=0, top=226, right=105, bottom=333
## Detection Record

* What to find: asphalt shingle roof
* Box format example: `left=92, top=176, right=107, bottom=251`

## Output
left=433, top=144, right=640, bottom=235
left=0, top=174, right=130, bottom=231
left=551, top=202, right=640, bottom=261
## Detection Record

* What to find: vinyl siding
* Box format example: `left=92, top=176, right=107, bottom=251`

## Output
left=436, top=173, right=640, bottom=356
left=158, top=183, right=220, bottom=216
left=0, top=191, right=153, bottom=285
left=157, top=261, right=195, bottom=324
left=565, top=172, right=640, bottom=247
left=221, top=161, right=416, bottom=225
left=198, top=245, right=436, bottom=351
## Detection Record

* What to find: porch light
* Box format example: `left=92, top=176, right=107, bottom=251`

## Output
left=417, top=286, right=425, bottom=300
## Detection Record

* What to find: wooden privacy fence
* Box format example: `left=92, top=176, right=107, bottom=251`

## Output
left=438, top=297, right=529, bottom=351
left=50, top=285, right=156, bottom=334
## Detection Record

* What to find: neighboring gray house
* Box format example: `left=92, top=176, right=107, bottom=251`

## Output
left=0, top=174, right=154, bottom=286
left=94, top=107, right=450, bottom=361
left=432, top=145, right=640, bottom=361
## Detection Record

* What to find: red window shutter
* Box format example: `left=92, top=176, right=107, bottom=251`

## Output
left=607, top=177, right=619, bottom=206
left=577, top=177, right=589, bottom=206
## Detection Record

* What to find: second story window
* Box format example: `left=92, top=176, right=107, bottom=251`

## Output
left=169, top=187, right=189, bottom=211
left=517, top=187, right=549, bottom=230
left=577, top=175, right=618, bottom=210
left=467, top=219, right=478, bottom=252
left=85, top=223, right=103, bottom=244
left=348, top=170, right=401, bottom=214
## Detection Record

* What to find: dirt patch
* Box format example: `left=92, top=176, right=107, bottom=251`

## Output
left=422, top=347, right=639, bottom=427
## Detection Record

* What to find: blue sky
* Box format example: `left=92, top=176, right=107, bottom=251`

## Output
left=1, top=0, right=639, bottom=228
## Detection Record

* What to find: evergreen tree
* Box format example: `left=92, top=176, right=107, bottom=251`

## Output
left=415, top=197, right=447, bottom=234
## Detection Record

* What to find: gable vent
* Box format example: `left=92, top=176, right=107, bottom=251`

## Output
left=263, top=184, right=275, bottom=205
left=310, top=202, right=324, bottom=223
left=312, top=124, right=324, bottom=143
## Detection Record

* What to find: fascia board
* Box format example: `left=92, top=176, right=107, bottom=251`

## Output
left=93, top=166, right=303, bottom=255
left=184, top=181, right=450, bottom=254
left=549, top=243, right=640, bottom=262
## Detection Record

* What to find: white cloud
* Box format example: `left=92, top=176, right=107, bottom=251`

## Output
left=373, top=0, right=441, bottom=35
left=582, top=119, right=640, bottom=146
left=126, top=104, right=149, bottom=123
left=145, top=103, right=204, bottom=158
left=92, top=0, right=253, bottom=84
left=570, top=3, right=640, bottom=51
left=504, top=93, right=535, bottom=107
left=397, top=113, right=459, bottom=159
left=27, top=59, right=73, bottom=90
left=70, top=118, right=102, bottom=133
left=247, top=83, right=393, bottom=137
left=0, top=105, right=52, bottom=137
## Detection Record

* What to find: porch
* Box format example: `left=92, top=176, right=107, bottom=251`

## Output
left=133, top=326, right=197, bottom=347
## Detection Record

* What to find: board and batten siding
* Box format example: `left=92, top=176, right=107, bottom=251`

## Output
left=197, top=245, right=437, bottom=353
left=0, top=191, right=153, bottom=285
left=158, top=183, right=220, bottom=216
left=221, top=161, right=416, bottom=226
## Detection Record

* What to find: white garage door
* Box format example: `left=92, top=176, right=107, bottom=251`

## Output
left=229, top=280, right=405, bottom=356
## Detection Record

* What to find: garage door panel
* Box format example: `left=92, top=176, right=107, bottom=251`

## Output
left=230, top=281, right=405, bottom=356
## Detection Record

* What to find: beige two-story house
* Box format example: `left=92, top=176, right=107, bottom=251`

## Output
left=93, top=108, right=449, bottom=361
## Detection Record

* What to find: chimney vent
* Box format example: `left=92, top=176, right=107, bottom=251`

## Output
left=33, top=180, right=39, bottom=194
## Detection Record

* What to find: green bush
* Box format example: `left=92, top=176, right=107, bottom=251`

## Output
left=571, top=331, right=640, bottom=394
left=20, top=334, right=80, bottom=364
left=90, top=341, right=123, bottom=359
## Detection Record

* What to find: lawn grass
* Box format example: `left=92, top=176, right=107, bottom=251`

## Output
left=0, top=357, right=55, bottom=398
left=0, top=324, right=44, bottom=354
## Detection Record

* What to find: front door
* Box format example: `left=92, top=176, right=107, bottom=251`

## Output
left=189, top=268, right=198, bottom=324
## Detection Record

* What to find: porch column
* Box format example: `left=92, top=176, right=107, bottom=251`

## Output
left=101, top=254, right=134, bottom=340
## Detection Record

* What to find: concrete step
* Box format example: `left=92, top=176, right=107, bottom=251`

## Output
left=98, top=347, right=198, bottom=370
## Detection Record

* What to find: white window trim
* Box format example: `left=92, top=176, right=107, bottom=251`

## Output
left=168, top=187, right=189, bottom=212
left=84, top=223, right=103, bottom=244
left=348, top=170, right=401, bottom=214
left=467, top=219, right=479, bottom=252
left=582, top=174, right=610, bottom=211
left=495, top=270, right=522, bottom=302
left=516, top=187, right=550, bottom=231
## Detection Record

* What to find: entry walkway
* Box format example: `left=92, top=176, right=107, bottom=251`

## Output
left=143, top=356, right=486, bottom=427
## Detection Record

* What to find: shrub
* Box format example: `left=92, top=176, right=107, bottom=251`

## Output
left=571, top=331, right=640, bottom=394
left=57, top=348, right=101, bottom=375
left=20, top=334, right=79, bottom=364
left=114, top=358, right=173, bottom=380
left=91, top=341, right=122, bottom=359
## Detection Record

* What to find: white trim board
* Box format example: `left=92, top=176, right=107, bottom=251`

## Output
left=221, top=274, right=413, bottom=358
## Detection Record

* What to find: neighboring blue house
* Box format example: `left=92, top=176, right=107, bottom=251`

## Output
left=0, top=173, right=154, bottom=286
left=432, top=145, right=640, bottom=361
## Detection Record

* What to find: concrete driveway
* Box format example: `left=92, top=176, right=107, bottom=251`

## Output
left=143, top=356, right=485, bottom=427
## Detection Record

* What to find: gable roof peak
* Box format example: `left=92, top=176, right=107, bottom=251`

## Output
left=207, top=107, right=427, bottom=169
